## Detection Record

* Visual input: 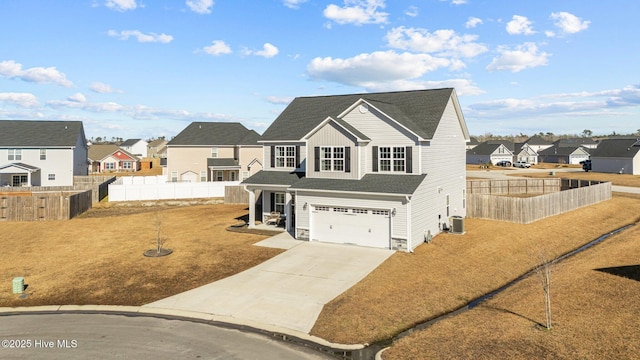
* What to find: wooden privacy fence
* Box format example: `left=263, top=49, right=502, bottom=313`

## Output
left=467, top=178, right=561, bottom=195
left=0, top=176, right=115, bottom=203
left=466, top=179, right=611, bottom=224
left=225, top=185, right=249, bottom=204
left=0, top=189, right=92, bottom=221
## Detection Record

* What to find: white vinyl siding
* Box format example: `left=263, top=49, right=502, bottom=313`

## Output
left=306, top=121, right=358, bottom=179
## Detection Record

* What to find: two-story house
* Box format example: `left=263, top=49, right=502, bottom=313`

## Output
left=120, top=139, right=148, bottom=158
left=0, top=120, right=88, bottom=187
left=166, top=122, right=262, bottom=183
left=242, top=88, right=470, bottom=252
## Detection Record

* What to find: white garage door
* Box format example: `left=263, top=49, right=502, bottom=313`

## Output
left=310, top=206, right=391, bottom=249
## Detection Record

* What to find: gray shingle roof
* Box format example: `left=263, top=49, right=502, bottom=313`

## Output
left=524, top=135, right=552, bottom=145
left=168, top=122, right=261, bottom=146
left=538, top=146, right=588, bottom=156
left=0, top=120, right=84, bottom=147
left=289, top=174, right=427, bottom=195
left=120, top=138, right=142, bottom=147
left=261, top=88, right=455, bottom=141
left=242, top=170, right=305, bottom=186
left=207, top=158, right=239, bottom=167
left=554, top=138, right=597, bottom=147
left=467, top=142, right=512, bottom=156
left=590, top=138, right=640, bottom=158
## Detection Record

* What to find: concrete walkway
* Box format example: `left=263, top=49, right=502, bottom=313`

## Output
left=144, top=235, right=394, bottom=334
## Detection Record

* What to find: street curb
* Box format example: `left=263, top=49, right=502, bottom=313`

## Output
left=0, top=305, right=366, bottom=357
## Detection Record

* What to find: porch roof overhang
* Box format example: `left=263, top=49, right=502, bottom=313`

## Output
left=289, top=173, right=427, bottom=197
left=0, top=162, right=40, bottom=174
left=241, top=170, right=305, bottom=188
left=207, top=158, right=241, bottom=170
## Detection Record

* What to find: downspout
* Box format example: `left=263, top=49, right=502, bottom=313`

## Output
left=405, top=195, right=413, bottom=252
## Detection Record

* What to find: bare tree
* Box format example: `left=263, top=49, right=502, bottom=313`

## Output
left=144, top=212, right=172, bottom=257
left=535, top=250, right=553, bottom=330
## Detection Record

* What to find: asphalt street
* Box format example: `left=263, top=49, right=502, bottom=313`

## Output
left=0, top=313, right=334, bottom=360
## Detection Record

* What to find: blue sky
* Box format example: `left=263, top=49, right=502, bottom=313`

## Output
left=1, top=0, right=639, bottom=140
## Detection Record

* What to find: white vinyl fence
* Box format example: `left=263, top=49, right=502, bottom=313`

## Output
left=108, top=176, right=240, bottom=202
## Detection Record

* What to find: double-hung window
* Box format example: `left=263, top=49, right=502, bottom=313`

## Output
left=40, top=149, right=47, bottom=160
left=211, top=147, right=218, bottom=158
left=320, top=147, right=344, bottom=171
left=379, top=147, right=405, bottom=172
left=275, top=146, right=296, bottom=168
left=8, top=149, right=22, bottom=161
left=274, top=193, right=285, bottom=213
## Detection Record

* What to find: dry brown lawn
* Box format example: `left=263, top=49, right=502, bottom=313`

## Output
left=311, top=194, right=640, bottom=345
left=384, top=219, right=640, bottom=359
left=0, top=203, right=282, bottom=307
left=510, top=170, right=640, bottom=188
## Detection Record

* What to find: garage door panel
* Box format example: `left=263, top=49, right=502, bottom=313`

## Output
left=311, top=207, right=390, bottom=249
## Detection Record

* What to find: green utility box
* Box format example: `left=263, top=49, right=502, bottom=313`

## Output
left=12, top=277, right=24, bottom=294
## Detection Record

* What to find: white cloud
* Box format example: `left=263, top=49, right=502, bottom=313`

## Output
left=0, top=92, right=39, bottom=108
left=405, top=6, right=418, bottom=17
left=506, top=15, right=536, bottom=35
left=385, top=27, right=488, bottom=59
left=186, top=0, right=214, bottom=14
left=202, top=40, right=232, bottom=56
left=550, top=12, right=590, bottom=35
left=68, top=93, right=86, bottom=103
left=465, top=17, right=482, bottom=28
left=364, top=78, right=484, bottom=95
left=108, top=30, right=173, bottom=43
left=307, top=51, right=451, bottom=87
left=283, top=0, right=307, bottom=9
left=323, top=0, right=388, bottom=26
left=90, top=82, right=122, bottom=94
left=486, top=42, right=549, bottom=72
left=244, top=43, right=279, bottom=58
left=0, top=60, right=73, bottom=87
left=105, top=0, right=137, bottom=12
left=265, top=96, right=294, bottom=104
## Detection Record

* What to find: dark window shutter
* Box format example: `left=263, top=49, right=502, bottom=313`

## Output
left=406, top=146, right=412, bottom=173
left=345, top=147, right=351, bottom=173
left=270, top=146, right=275, bottom=168
left=295, top=146, right=300, bottom=168
left=372, top=146, right=378, bottom=172
left=270, top=192, right=275, bottom=212
left=314, top=147, right=320, bottom=172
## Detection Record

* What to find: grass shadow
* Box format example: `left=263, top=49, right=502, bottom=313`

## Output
left=480, top=304, right=545, bottom=328
left=594, top=265, right=640, bottom=282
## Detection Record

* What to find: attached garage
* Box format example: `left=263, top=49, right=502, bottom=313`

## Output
left=310, top=206, right=391, bottom=248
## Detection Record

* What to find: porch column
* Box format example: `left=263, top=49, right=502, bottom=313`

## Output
left=248, top=189, right=256, bottom=228
left=285, top=191, right=292, bottom=232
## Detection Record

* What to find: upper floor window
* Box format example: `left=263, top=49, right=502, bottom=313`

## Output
left=8, top=149, right=21, bottom=161
left=275, top=146, right=296, bottom=168
left=379, top=147, right=405, bottom=172
left=211, top=147, right=218, bottom=158
left=320, top=147, right=344, bottom=171
left=40, top=149, right=47, bottom=160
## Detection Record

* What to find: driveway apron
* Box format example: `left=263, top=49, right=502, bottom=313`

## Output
left=143, top=240, right=394, bottom=334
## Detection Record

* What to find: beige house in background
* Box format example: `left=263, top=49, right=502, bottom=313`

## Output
left=166, top=122, right=262, bottom=183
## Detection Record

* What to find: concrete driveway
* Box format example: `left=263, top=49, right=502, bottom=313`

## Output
left=144, top=235, right=393, bottom=334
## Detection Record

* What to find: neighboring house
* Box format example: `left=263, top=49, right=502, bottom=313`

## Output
left=538, top=145, right=590, bottom=164
left=466, top=142, right=514, bottom=165
left=514, top=143, right=539, bottom=164
left=589, top=138, right=640, bottom=175
left=88, top=144, right=140, bottom=173
left=166, top=122, right=262, bottom=183
left=147, top=139, right=168, bottom=158
left=466, top=136, right=479, bottom=150
left=0, top=120, right=88, bottom=187
left=554, top=137, right=598, bottom=150
left=242, top=88, right=470, bottom=252
left=522, top=135, right=553, bottom=152
left=120, top=139, right=148, bottom=158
